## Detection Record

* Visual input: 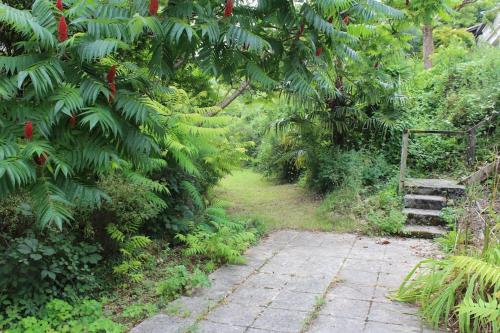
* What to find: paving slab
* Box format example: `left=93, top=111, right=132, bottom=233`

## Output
left=131, top=231, right=441, bottom=333
left=307, top=315, right=365, bottom=333
left=251, top=308, right=308, bottom=332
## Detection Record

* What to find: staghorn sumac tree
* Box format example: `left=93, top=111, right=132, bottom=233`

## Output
left=0, top=0, right=403, bottom=228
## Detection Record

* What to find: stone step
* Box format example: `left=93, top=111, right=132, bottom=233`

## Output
left=403, top=208, right=445, bottom=226
left=400, top=225, right=447, bottom=239
left=404, top=194, right=446, bottom=210
left=405, top=178, right=465, bottom=199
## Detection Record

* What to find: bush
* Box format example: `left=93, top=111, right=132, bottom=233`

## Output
left=0, top=193, right=33, bottom=239
left=256, top=133, right=303, bottom=183
left=84, top=174, right=164, bottom=251
left=0, top=233, right=102, bottom=315
left=75, top=174, right=164, bottom=284
left=0, top=299, right=123, bottom=333
left=177, top=207, right=258, bottom=264
left=156, top=265, right=210, bottom=301
left=306, top=149, right=393, bottom=193
left=364, top=183, right=405, bottom=235
left=121, top=303, right=157, bottom=322
left=367, top=208, right=405, bottom=235
left=402, top=46, right=499, bottom=175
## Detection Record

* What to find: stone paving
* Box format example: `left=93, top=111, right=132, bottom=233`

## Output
left=131, top=231, right=443, bottom=333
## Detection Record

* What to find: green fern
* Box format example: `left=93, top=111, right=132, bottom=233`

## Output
left=458, top=297, right=500, bottom=333
left=176, top=207, right=257, bottom=265
left=396, top=246, right=500, bottom=333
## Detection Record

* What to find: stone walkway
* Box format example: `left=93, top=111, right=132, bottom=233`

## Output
left=131, top=231, right=442, bottom=333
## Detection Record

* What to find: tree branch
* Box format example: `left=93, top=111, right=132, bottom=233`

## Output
left=218, top=80, right=250, bottom=110
left=205, top=80, right=250, bottom=117
left=456, top=0, right=477, bottom=11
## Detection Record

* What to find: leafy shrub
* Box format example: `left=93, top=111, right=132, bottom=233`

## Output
left=0, top=299, right=123, bottom=333
left=306, top=149, right=393, bottom=193
left=402, top=46, right=499, bottom=174
left=0, top=193, right=33, bottom=238
left=121, top=302, right=157, bottom=322
left=77, top=174, right=164, bottom=284
left=256, top=133, right=304, bottom=182
left=396, top=246, right=500, bottom=333
left=156, top=265, right=210, bottom=301
left=433, top=26, right=475, bottom=49
left=436, top=230, right=467, bottom=254
left=408, top=135, right=466, bottom=176
left=364, top=184, right=405, bottom=235
left=0, top=233, right=102, bottom=315
left=177, top=208, right=257, bottom=264
left=367, top=209, right=405, bottom=235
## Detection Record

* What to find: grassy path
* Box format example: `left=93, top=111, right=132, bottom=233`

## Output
left=214, top=169, right=332, bottom=231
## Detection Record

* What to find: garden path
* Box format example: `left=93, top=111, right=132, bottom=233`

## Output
left=132, top=230, right=443, bottom=333
left=213, top=169, right=332, bottom=231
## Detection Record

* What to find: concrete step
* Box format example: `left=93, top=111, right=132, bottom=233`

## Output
left=403, top=208, right=445, bottom=226
left=400, top=225, right=447, bottom=239
left=404, top=194, right=446, bottom=210
left=405, top=178, right=465, bottom=199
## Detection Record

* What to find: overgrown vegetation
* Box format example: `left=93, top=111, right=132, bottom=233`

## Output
left=396, top=173, right=500, bottom=332
left=0, top=0, right=498, bottom=331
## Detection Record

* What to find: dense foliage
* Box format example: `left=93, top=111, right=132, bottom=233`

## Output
left=0, top=0, right=498, bottom=331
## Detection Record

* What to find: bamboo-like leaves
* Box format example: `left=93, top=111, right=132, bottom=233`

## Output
left=31, top=178, right=73, bottom=229
left=0, top=3, right=56, bottom=48
left=17, top=58, right=64, bottom=97
left=0, top=158, right=36, bottom=196
left=80, top=106, right=122, bottom=136
left=246, top=62, right=277, bottom=89
left=114, top=93, right=158, bottom=124
left=76, top=38, right=129, bottom=62
left=225, top=25, right=271, bottom=53
left=51, top=84, right=84, bottom=116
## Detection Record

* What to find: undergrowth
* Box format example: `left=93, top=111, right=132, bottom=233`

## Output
left=396, top=248, right=500, bottom=332
left=396, top=171, right=500, bottom=333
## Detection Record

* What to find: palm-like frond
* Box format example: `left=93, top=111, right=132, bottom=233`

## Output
left=0, top=3, right=56, bottom=48
left=31, top=178, right=73, bottom=229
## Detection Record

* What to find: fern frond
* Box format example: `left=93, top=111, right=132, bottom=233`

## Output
left=458, top=297, right=499, bottom=333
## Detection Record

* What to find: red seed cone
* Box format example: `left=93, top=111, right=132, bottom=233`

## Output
left=56, top=0, right=63, bottom=11
left=327, top=16, right=333, bottom=23
left=295, top=23, right=305, bottom=40
left=58, top=16, right=68, bottom=41
left=107, top=65, right=116, bottom=84
left=224, top=0, right=234, bottom=17
left=69, top=114, right=77, bottom=127
left=35, top=154, right=47, bottom=166
left=149, top=0, right=159, bottom=16
left=315, top=47, right=323, bottom=57
left=24, top=121, right=33, bottom=140
left=109, top=82, right=116, bottom=103
left=343, top=15, right=349, bottom=25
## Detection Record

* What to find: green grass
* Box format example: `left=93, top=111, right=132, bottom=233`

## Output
left=214, top=169, right=334, bottom=231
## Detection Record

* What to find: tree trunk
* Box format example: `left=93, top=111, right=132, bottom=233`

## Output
left=422, top=24, right=434, bottom=69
